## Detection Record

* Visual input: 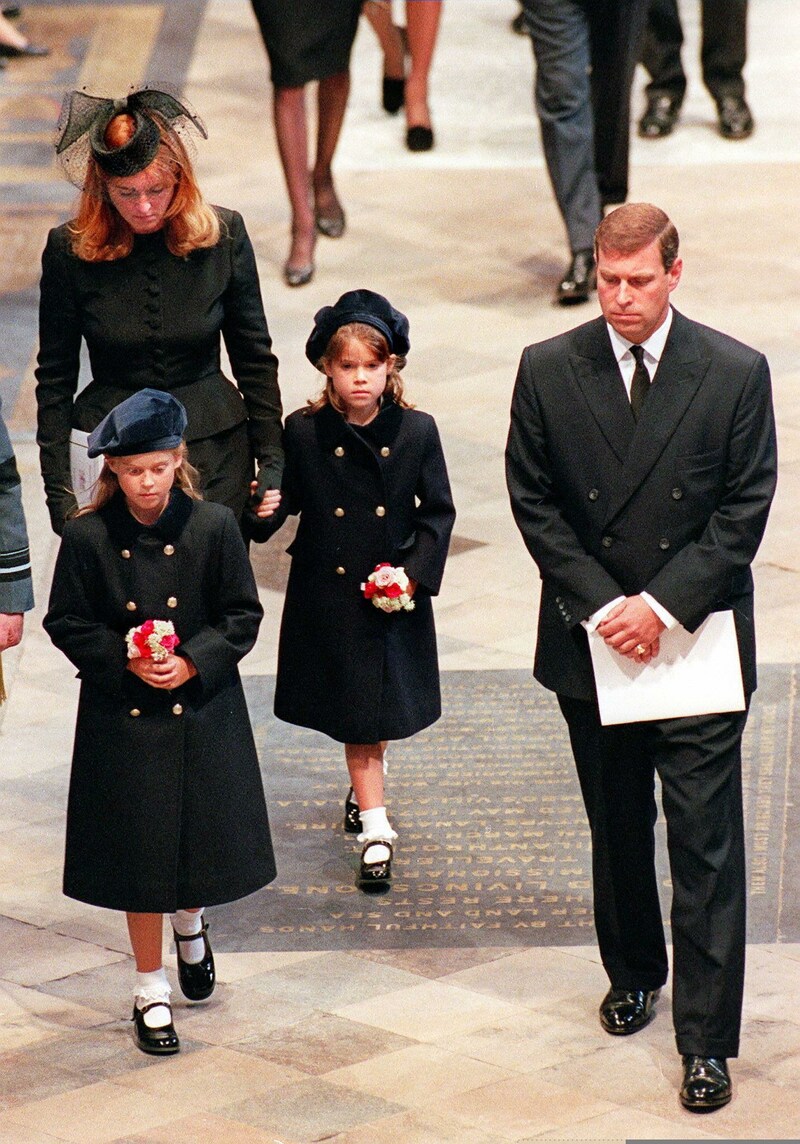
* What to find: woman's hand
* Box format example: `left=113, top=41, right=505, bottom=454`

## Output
left=250, top=481, right=282, bottom=518
left=128, top=654, right=197, bottom=689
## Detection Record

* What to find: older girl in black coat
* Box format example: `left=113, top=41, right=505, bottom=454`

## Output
left=45, top=390, right=277, bottom=1056
left=253, top=290, right=455, bottom=887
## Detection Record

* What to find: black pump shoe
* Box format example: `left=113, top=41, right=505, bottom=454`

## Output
left=382, top=75, right=405, bottom=114
left=344, top=787, right=360, bottom=833
left=132, top=1001, right=180, bottom=1055
left=173, top=922, right=216, bottom=1001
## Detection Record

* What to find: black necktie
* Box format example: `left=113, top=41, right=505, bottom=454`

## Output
left=629, top=344, right=651, bottom=421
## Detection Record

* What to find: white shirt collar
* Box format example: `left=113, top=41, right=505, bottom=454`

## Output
left=606, top=306, right=674, bottom=370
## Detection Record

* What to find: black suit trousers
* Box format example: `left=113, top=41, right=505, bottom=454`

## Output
left=642, top=0, right=748, bottom=103
left=558, top=695, right=747, bottom=1058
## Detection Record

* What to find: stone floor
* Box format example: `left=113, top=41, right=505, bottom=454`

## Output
left=1, top=1, right=800, bottom=1140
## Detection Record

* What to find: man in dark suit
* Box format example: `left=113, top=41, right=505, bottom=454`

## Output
left=638, top=0, right=753, bottom=140
left=519, top=0, right=649, bottom=304
left=506, top=203, right=777, bottom=1111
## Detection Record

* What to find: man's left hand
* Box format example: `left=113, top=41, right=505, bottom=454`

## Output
left=0, top=613, right=24, bottom=653
left=597, top=595, right=665, bottom=661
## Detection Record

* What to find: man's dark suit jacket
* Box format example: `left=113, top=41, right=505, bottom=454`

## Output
left=506, top=308, right=777, bottom=702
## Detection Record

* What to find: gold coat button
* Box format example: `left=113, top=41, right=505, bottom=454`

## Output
left=172, top=703, right=183, bottom=716
left=375, top=506, right=386, bottom=517
left=163, top=544, right=175, bottom=556
left=129, top=708, right=141, bottom=718
left=167, top=596, right=178, bottom=608
left=336, top=566, right=346, bottom=575
left=121, top=549, right=131, bottom=559
left=380, top=446, right=390, bottom=457
left=126, top=601, right=136, bottom=611
left=334, top=507, right=345, bottom=517
left=334, top=446, right=345, bottom=457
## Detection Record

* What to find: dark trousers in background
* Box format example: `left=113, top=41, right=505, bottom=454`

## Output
left=521, top=0, right=648, bottom=254
left=642, top=0, right=748, bottom=104
left=558, top=695, right=748, bottom=1059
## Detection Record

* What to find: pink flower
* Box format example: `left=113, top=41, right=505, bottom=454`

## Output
left=373, top=565, right=396, bottom=589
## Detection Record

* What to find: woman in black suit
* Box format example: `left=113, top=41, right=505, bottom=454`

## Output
left=250, top=0, right=362, bottom=286
left=36, top=88, right=283, bottom=536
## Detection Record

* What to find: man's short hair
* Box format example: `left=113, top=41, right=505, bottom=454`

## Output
left=594, top=203, right=680, bottom=271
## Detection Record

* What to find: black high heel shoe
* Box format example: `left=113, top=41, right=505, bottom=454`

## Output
left=382, top=76, right=405, bottom=114
left=344, top=787, right=360, bottom=833
left=132, top=1002, right=180, bottom=1055
left=173, top=922, right=216, bottom=1001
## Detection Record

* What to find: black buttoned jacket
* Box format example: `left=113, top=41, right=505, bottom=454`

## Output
left=35, top=208, right=282, bottom=533
left=255, top=399, right=456, bottom=744
left=44, top=490, right=275, bottom=912
left=506, top=309, right=777, bottom=701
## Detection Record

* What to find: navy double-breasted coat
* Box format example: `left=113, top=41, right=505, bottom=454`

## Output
left=44, top=489, right=276, bottom=912
left=256, top=399, right=455, bottom=743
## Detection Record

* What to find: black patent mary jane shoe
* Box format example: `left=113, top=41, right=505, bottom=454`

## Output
left=599, top=987, right=659, bottom=1035
left=359, top=838, right=393, bottom=887
left=344, top=786, right=361, bottom=833
left=132, top=1002, right=180, bottom=1055
left=173, top=922, right=216, bottom=1001
left=680, top=1055, right=732, bottom=1112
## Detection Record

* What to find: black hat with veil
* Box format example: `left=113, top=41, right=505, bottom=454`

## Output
left=54, top=87, right=207, bottom=189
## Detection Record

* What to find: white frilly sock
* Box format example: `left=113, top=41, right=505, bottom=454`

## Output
left=357, top=807, right=397, bottom=863
left=134, top=968, right=172, bottom=1029
left=171, top=908, right=205, bottom=965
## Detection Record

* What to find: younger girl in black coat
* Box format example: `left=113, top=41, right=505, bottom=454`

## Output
left=45, top=390, right=277, bottom=1056
left=253, top=290, right=455, bottom=887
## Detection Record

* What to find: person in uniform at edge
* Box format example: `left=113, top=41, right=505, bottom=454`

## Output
left=0, top=392, right=34, bottom=699
left=36, top=87, right=283, bottom=538
left=252, top=290, right=455, bottom=889
left=506, top=202, right=777, bottom=1111
left=45, top=389, right=276, bottom=1056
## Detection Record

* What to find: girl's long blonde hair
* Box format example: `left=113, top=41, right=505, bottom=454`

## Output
left=305, top=322, right=413, bottom=416
left=75, top=444, right=202, bottom=517
left=68, top=112, right=220, bottom=262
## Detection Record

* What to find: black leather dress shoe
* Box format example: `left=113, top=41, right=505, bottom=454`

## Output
left=0, top=40, right=49, bottom=57
left=638, top=93, right=682, bottom=138
left=680, top=1055, right=731, bottom=1111
left=173, top=922, right=216, bottom=1001
left=557, top=249, right=595, bottom=305
left=599, top=987, right=659, bottom=1035
left=717, top=96, right=754, bottom=140
left=344, top=786, right=360, bottom=833
left=132, top=1002, right=180, bottom=1055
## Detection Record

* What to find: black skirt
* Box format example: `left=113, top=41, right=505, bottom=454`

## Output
left=251, top=0, right=362, bottom=88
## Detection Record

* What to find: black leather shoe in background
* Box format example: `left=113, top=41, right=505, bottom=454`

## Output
left=557, top=249, right=595, bottom=305
left=132, top=1002, right=180, bottom=1055
left=599, top=987, right=659, bottom=1035
left=638, top=93, right=682, bottom=138
left=680, top=1055, right=732, bottom=1111
left=717, top=96, right=754, bottom=140
left=173, top=922, right=216, bottom=1001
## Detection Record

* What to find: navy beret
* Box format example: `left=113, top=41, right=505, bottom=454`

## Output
left=87, top=389, right=188, bottom=458
left=305, top=289, right=410, bottom=366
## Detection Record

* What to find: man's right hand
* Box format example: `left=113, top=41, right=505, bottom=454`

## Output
left=0, top=613, right=24, bottom=653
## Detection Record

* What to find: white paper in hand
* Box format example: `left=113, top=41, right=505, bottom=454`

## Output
left=589, top=610, right=745, bottom=726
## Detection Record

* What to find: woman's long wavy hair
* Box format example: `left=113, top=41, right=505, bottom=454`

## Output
left=68, top=112, right=220, bottom=262
left=75, top=444, right=202, bottom=517
left=306, top=322, right=413, bottom=416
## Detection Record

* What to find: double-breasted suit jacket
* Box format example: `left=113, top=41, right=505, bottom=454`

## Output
left=44, top=490, right=276, bottom=913
left=506, top=308, right=777, bottom=701
left=35, top=207, right=283, bottom=534
left=255, top=399, right=455, bottom=744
